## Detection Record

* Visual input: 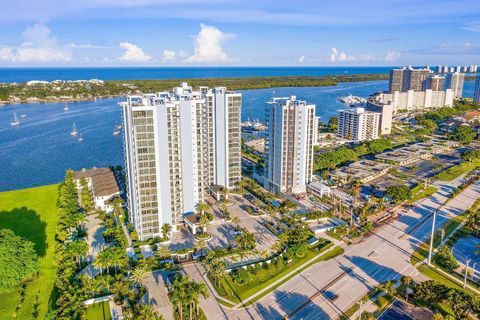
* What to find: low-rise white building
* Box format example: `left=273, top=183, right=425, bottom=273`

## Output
left=73, top=168, right=120, bottom=212
left=370, top=89, right=454, bottom=114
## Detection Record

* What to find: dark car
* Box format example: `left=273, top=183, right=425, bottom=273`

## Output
left=321, top=290, right=339, bottom=301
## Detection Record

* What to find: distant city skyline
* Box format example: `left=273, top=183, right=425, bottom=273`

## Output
left=0, top=0, right=479, bottom=67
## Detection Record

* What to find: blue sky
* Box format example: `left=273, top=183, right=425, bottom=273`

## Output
left=0, top=0, right=479, bottom=66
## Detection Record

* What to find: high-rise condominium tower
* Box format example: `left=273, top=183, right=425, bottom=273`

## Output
left=121, top=83, right=241, bottom=240
left=474, top=75, right=480, bottom=103
left=403, top=67, right=432, bottom=92
left=337, top=107, right=381, bottom=141
left=425, top=75, right=445, bottom=91
left=446, top=72, right=465, bottom=98
left=389, top=68, right=404, bottom=93
left=264, top=96, right=315, bottom=194
left=389, top=66, right=432, bottom=92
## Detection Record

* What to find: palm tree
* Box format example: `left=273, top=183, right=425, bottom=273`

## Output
left=204, top=256, right=226, bottom=287
left=111, top=280, right=130, bottom=304
left=136, top=304, right=162, bottom=320
left=232, top=216, right=241, bottom=229
left=171, top=276, right=190, bottom=320
left=194, top=239, right=206, bottom=257
left=222, top=188, right=230, bottom=201
left=156, top=246, right=172, bottom=260
left=131, top=265, right=147, bottom=287
left=401, top=275, right=412, bottom=301
left=197, top=202, right=210, bottom=215
left=170, top=275, right=209, bottom=320
left=94, top=248, right=110, bottom=274
left=108, top=247, right=128, bottom=275
left=191, top=282, right=209, bottom=318
left=65, top=239, right=89, bottom=268
left=380, top=280, right=396, bottom=297
left=199, top=212, right=210, bottom=236
left=161, top=223, right=172, bottom=241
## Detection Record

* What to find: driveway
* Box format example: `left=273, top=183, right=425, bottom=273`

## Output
left=141, top=271, right=174, bottom=320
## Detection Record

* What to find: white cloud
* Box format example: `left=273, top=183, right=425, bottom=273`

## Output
left=329, top=48, right=356, bottom=62
left=118, top=42, right=152, bottom=62
left=328, top=47, right=397, bottom=63
left=187, top=23, right=234, bottom=63
left=67, top=43, right=109, bottom=49
left=178, top=50, right=189, bottom=58
left=463, top=21, right=480, bottom=32
left=384, top=51, right=400, bottom=62
left=0, top=23, right=71, bottom=63
left=297, top=55, right=305, bottom=63
left=162, top=49, right=176, bottom=62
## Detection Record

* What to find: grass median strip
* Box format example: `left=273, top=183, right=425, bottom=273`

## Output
left=212, top=245, right=345, bottom=307
left=434, top=159, right=479, bottom=181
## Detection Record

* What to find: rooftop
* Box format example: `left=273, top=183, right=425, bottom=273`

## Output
left=73, top=167, right=120, bottom=197
left=375, top=140, right=455, bottom=164
left=331, top=160, right=393, bottom=182
left=121, top=82, right=239, bottom=108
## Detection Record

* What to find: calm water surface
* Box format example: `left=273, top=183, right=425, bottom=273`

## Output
left=0, top=80, right=475, bottom=191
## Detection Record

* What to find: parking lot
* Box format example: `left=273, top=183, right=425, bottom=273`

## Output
left=208, top=193, right=278, bottom=254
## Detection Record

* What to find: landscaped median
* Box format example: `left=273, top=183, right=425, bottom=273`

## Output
left=434, top=158, right=480, bottom=181
left=408, top=185, right=438, bottom=204
left=208, top=241, right=344, bottom=307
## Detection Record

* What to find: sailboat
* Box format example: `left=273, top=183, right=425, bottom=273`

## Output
left=11, top=112, right=20, bottom=126
left=70, top=123, right=78, bottom=137
left=78, top=134, right=83, bottom=142
left=21, top=114, right=27, bottom=118
left=113, top=122, right=121, bottom=136
left=64, top=104, right=69, bottom=111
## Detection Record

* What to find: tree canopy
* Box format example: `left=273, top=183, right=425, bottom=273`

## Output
left=451, top=125, right=476, bottom=142
left=385, top=185, right=412, bottom=203
left=0, top=229, right=38, bottom=292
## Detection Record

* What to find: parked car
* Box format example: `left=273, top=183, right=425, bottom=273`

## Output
left=321, top=290, right=339, bottom=301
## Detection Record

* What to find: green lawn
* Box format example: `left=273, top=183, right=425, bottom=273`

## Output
left=83, top=301, right=111, bottom=320
left=211, top=242, right=340, bottom=304
left=0, top=185, right=59, bottom=320
left=435, top=159, right=480, bottom=181
left=408, top=186, right=438, bottom=204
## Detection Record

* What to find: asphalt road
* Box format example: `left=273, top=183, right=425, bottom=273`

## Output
left=196, top=177, right=480, bottom=320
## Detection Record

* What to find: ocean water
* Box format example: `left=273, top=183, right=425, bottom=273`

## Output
left=0, top=79, right=475, bottom=191
left=0, top=66, right=393, bottom=83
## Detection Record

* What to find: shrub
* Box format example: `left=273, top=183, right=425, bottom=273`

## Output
left=434, top=245, right=459, bottom=271
left=377, top=296, right=388, bottom=308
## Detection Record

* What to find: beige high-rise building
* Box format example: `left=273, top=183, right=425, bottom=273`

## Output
left=337, top=107, right=381, bottom=141
left=389, top=66, right=433, bottom=92
left=446, top=72, right=465, bottom=98
left=425, top=75, right=445, bottom=91
left=264, top=96, right=315, bottom=194
left=403, top=67, right=432, bottom=92
left=121, top=83, right=241, bottom=240
left=389, top=68, right=404, bottom=93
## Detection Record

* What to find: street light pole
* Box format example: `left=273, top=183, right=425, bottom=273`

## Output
left=428, top=210, right=437, bottom=266
left=357, top=300, right=363, bottom=320
left=464, top=259, right=471, bottom=289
